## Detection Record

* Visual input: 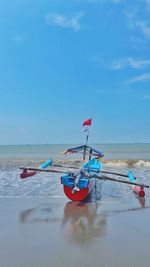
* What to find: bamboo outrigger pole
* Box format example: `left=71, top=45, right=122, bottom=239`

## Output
left=50, top=163, right=137, bottom=179
left=94, top=174, right=149, bottom=189
left=19, top=166, right=149, bottom=189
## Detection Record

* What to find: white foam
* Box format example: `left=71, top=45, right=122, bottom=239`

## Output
left=102, top=161, right=128, bottom=167
left=102, top=160, right=150, bottom=168
left=134, top=160, right=150, bottom=167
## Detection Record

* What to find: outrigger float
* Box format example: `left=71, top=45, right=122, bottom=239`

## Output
left=20, top=120, right=149, bottom=201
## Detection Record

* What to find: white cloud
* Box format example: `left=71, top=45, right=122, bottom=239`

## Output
left=111, top=58, right=150, bottom=70
left=136, top=20, right=150, bottom=38
left=45, top=11, right=85, bottom=32
left=124, top=8, right=150, bottom=39
left=126, top=72, right=150, bottom=84
left=129, top=36, right=147, bottom=50
left=145, top=0, right=150, bottom=12
left=124, top=10, right=138, bottom=30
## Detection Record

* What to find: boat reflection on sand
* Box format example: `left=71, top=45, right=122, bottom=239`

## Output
left=19, top=201, right=105, bottom=228
left=19, top=201, right=107, bottom=245
left=19, top=199, right=148, bottom=246
left=19, top=203, right=61, bottom=224
left=136, top=195, right=145, bottom=208
left=61, top=201, right=106, bottom=245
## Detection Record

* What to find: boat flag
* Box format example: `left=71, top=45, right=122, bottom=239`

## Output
left=82, top=118, right=92, bottom=132
left=83, top=118, right=92, bottom=126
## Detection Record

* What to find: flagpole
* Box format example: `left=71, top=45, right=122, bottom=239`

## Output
left=83, top=130, right=89, bottom=160
left=82, top=118, right=92, bottom=161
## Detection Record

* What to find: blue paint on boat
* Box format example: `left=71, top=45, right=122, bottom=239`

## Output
left=61, top=175, right=90, bottom=189
left=128, top=171, right=135, bottom=182
left=83, top=158, right=101, bottom=172
left=63, top=145, right=104, bottom=158
left=39, top=159, right=53, bottom=169
left=61, top=158, right=100, bottom=189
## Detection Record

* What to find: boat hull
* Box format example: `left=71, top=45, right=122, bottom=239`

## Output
left=128, top=172, right=145, bottom=197
left=20, top=170, right=36, bottom=179
left=132, top=185, right=145, bottom=197
left=61, top=158, right=101, bottom=201
left=63, top=178, right=95, bottom=201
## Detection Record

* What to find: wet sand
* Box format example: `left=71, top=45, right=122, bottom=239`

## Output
left=0, top=197, right=150, bottom=267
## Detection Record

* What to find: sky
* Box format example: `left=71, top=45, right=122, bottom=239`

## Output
left=0, top=0, right=150, bottom=144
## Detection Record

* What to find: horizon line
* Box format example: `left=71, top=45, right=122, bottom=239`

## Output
left=0, top=142, right=150, bottom=146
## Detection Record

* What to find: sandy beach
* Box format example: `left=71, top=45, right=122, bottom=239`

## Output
left=0, top=196, right=150, bottom=267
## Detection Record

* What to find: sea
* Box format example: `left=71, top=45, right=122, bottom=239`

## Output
left=0, top=143, right=150, bottom=200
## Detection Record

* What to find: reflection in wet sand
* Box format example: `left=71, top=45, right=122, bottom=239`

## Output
left=19, top=203, right=61, bottom=224
left=19, top=200, right=107, bottom=245
left=62, top=201, right=106, bottom=245
left=136, top=195, right=145, bottom=208
left=19, top=181, right=103, bottom=227
left=19, top=198, right=149, bottom=248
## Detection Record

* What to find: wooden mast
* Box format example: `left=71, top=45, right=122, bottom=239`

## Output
left=83, top=131, right=89, bottom=160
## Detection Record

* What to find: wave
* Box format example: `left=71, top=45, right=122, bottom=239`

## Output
left=55, top=159, right=150, bottom=168
left=101, top=160, right=150, bottom=167
left=58, top=159, right=150, bottom=168
left=0, top=158, right=150, bottom=169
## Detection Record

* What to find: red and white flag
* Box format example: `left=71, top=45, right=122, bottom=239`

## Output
left=82, top=118, right=92, bottom=132
left=83, top=118, right=92, bottom=127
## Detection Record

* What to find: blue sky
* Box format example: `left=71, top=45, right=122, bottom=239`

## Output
left=0, top=0, right=150, bottom=144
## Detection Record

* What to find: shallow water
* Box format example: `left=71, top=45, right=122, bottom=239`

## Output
left=0, top=161, right=149, bottom=202
left=0, top=144, right=150, bottom=202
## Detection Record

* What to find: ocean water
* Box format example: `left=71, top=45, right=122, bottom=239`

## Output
left=0, top=144, right=150, bottom=201
left=0, top=143, right=150, bottom=160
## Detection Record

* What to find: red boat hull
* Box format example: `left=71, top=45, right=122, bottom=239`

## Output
left=63, top=179, right=95, bottom=201
left=132, top=185, right=145, bottom=197
left=20, top=170, right=36, bottom=179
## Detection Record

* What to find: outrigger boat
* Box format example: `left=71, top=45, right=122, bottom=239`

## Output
left=20, top=120, right=149, bottom=201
